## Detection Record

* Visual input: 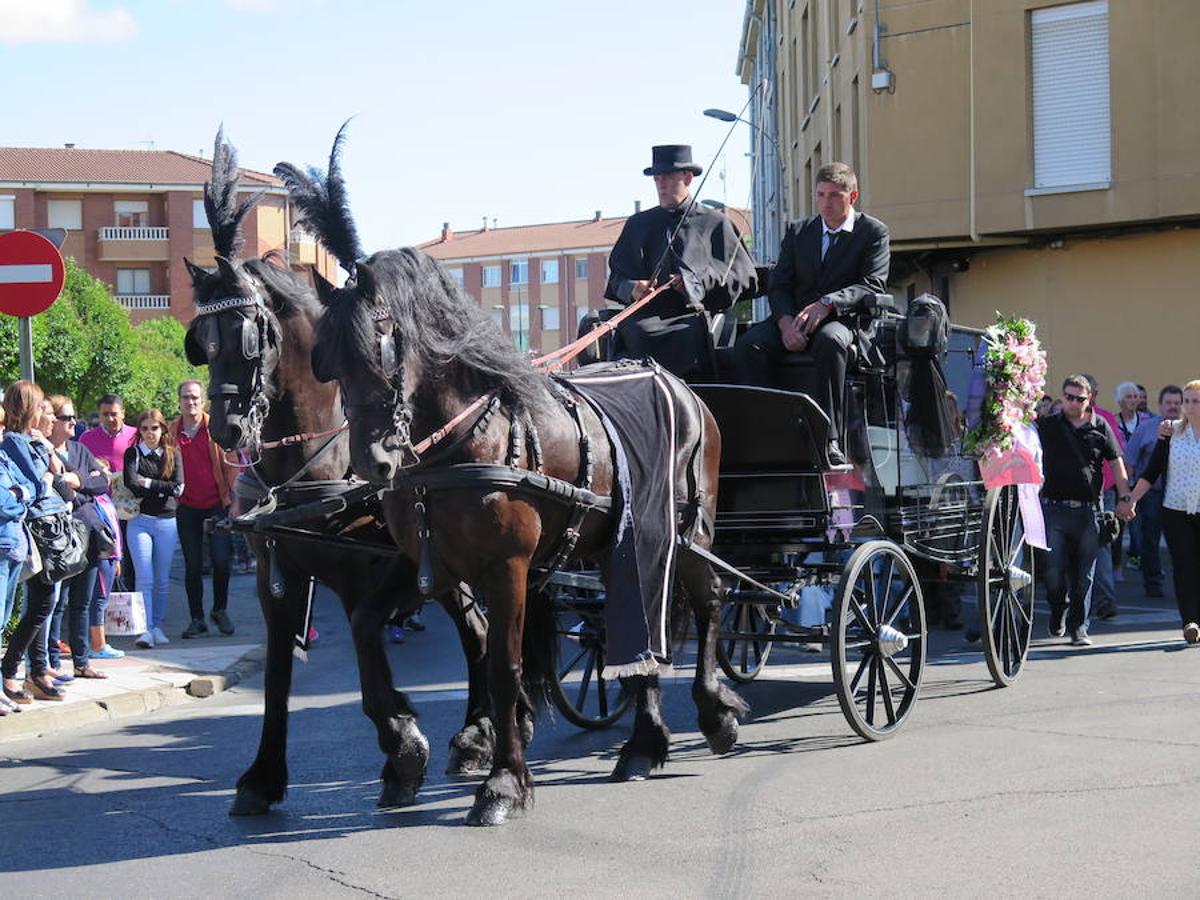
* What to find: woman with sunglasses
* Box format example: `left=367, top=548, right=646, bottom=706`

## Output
left=46, top=395, right=113, bottom=679
left=123, top=409, right=184, bottom=649
left=1130, top=380, right=1200, bottom=644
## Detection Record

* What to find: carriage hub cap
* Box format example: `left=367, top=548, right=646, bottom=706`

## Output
left=1008, top=565, right=1033, bottom=592
left=877, top=624, right=909, bottom=657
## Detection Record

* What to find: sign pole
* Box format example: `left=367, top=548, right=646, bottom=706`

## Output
left=18, top=316, right=35, bottom=381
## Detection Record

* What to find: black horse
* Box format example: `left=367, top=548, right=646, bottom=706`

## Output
left=182, top=131, right=496, bottom=815
left=277, top=128, right=747, bottom=826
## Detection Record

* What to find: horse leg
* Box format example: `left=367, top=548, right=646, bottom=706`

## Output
left=231, top=543, right=297, bottom=816
left=437, top=583, right=496, bottom=775
left=466, top=558, right=534, bottom=826
left=349, top=558, right=431, bottom=808
left=610, top=673, right=671, bottom=782
left=680, top=551, right=748, bottom=755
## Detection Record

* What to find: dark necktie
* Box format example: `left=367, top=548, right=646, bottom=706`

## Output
left=823, top=230, right=842, bottom=261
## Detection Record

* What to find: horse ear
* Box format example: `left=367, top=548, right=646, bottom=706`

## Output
left=356, top=261, right=377, bottom=302
left=312, top=270, right=338, bottom=307
left=184, top=258, right=213, bottom=288
left=215, top=255, right=240, bottom=286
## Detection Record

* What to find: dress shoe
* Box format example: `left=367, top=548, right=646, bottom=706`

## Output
left=826, top=440, right=847, bottom=467
left=210, top=610, right=235, bottom=636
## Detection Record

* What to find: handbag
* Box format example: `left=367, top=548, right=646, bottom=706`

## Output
left=74, top=500, right=118, bottom=562
left=17, top=522, right=42, bottom=583
left=27, top=511, right=90, bottom=584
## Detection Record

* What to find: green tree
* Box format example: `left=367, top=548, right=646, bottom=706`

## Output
left=125, top=316, right=207, bottom=419
left=0, top=258, right=137, bottom=410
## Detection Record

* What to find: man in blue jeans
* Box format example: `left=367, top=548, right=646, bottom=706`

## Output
left=1036, top=375, right=1135, bottom=646
left=170, top=381, right=236, bottom=638
left=1124, top=385, right=1183, bottom=598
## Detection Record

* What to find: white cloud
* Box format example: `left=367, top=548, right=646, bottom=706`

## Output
left=0, top=0, right=138, bottom=44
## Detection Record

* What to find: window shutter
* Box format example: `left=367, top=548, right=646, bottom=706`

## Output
left=1031, top=1, right=1110, bottom=190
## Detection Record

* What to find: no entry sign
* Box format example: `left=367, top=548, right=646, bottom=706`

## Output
left=0, top=230, right=66, bottom=318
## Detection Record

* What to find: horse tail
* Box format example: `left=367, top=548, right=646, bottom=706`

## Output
left=520, top=589, right=557, bottom=712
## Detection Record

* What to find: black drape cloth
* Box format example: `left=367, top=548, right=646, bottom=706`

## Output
left=563, top=363, right=680, bottom=676
left=605, top=201, right=757, bottom=379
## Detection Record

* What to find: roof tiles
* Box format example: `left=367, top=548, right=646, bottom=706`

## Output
left=0, top=146, right=281, bottom=187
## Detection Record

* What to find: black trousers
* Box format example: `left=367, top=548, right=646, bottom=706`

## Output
left=1162, top=507, right=1200, bottom=626
left=176, top=504, right=232, bottom=620
left=2, top=576, right=55, bottom=680
left=733, top=317, right=853, bottom=439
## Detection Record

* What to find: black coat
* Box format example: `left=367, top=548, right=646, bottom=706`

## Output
left=605, top=202, right=758, bottom=315
left=766, top=212, right=890, bottom=321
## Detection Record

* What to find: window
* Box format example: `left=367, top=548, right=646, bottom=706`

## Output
left=116, top=268, right=151, bottom=295
left=1030, top=1, right=1110, bottom=192
left=448, top=268, right=464, bottom=288
left=509, top=303, right=530, bottom=350
left=0, top=195, right=14, bottom=230
left=193, top=199, right=208, bottom=229
left=482, top=265, right=501, bottom=287
left=47, top=199, right=81, bottom=230
left=574, top=257, right=588, bottom=279
left=541, top=306, right=560, bottom=331
left=114, top=200, right=148, bottom=227
left=540, top=260, right=558, bottom=284
left=490, top=307, right=504, bottom=328
left=510, top=259, right=529, bottom=285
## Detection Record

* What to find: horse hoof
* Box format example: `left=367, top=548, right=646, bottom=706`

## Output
left=610, top=753, right=655, bottom=782
left=465, top=796, right=515, bottom=827
left=704, top=715, right=739, bottom=756
left=229, top=790, right=273, bottom=817
left=377, top=781, right=419, bottom=809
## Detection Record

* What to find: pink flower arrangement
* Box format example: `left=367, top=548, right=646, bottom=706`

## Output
left=964, top=313, right=1048, bottom=460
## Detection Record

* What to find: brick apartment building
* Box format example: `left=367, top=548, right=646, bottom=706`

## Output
left=417, top=207, right=751, bottom=354
left=0, top=145, right=338, bottom=323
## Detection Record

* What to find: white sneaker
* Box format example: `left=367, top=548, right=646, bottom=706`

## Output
left=135, top=631, right=154, bottom=649
left=152, top=627, right=170, bottom=646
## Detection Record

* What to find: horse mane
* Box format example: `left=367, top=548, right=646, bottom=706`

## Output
left=273, top=121, right=364, bottom=275
left=243, top=253, right=321, bottom=322
left=322, top=248, right=548, bottom=412
left=203, top=127, right=264, bottom=259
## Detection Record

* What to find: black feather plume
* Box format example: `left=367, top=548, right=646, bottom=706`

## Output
left=273, top=120, right=363, bottom=275
left=202, top=126, right=263, bottom=259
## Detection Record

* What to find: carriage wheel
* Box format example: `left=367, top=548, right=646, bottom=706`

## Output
left=831, top=541, right=926, bottom=741
left=549, top=597, right=633, bottom=730
left=716, top=600, right=777, bottom=683
left=978, top=484, right=1036, bottom=687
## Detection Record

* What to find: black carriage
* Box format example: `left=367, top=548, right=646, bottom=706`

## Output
left=554, top=295, right=1037, bottom=739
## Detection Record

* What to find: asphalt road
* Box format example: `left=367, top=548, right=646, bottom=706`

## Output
left=2, top=585, right=1199, bottom=898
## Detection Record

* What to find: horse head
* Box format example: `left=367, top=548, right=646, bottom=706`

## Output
left=184, top=127, right=278, bottom=452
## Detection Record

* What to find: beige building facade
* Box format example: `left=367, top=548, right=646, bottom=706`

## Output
left=738, top=0, right=1200, bottom=400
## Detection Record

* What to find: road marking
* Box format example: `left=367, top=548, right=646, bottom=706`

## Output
left=0, top=264, right=53, bottom=284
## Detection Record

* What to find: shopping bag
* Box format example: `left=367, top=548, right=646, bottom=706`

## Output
left=106, top=587, right=148, bottom=635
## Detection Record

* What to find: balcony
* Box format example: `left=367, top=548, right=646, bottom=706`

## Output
left=116, top=294, right=170, bottom=310
left=97, top=226, right=170, bottom=262
left=290, top=227, right=318, bottom=265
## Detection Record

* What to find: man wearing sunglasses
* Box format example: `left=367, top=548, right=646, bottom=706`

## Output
left=169, top=380, right=237, bottom=639
left=1037, top=374, right=1135, bottom=646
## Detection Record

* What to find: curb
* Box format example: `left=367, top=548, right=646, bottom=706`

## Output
left=0, top=644, right=267, bottom=744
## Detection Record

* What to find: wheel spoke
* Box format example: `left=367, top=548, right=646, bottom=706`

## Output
left=883, top=653, right=917, bottom=693
left=849, top=651, right=872, bottom=694
left=877, top=656, right=897, bottom=725
left=884, top=584, right=915, bottom=628
left=849, top=591, right=876, bottom=636
left=596, top=669, right=610, bottom=717
left=575, top=652, right=595, bottom=712
left=867, top=565, right=881, bottom=627
left=558, top=644, right=588, bottom=681
left=865, top=655, right=878, bottom=725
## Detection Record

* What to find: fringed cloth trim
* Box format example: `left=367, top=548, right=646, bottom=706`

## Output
left=602, top=655, right=672, bottom=680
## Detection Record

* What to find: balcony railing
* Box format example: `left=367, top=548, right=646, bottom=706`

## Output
left=100, top=226, right=169, bottom=241
left=117, top=294, right=170, bottom=310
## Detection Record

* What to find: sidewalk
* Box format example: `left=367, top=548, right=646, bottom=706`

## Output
left=1, top=550, right=268, bottom=743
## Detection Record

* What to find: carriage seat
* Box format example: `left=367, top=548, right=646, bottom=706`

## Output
left=691, top=384, right=832, bottom=472
left=773, top=293, right=896, bottom=393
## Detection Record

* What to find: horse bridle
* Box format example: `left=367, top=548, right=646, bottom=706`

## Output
left=339, top=303, right=420, bottom=466
left=191, top=287, right=274, bottom=453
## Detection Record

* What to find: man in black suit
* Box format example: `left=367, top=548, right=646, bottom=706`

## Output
left=734, top=162, right=889, bottom=464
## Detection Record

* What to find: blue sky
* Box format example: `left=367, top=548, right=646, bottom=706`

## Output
left=1, top=0, right=753, bottom=251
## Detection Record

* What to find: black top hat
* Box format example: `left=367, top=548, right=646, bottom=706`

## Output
left=643, top=145, right=702, bottom=177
